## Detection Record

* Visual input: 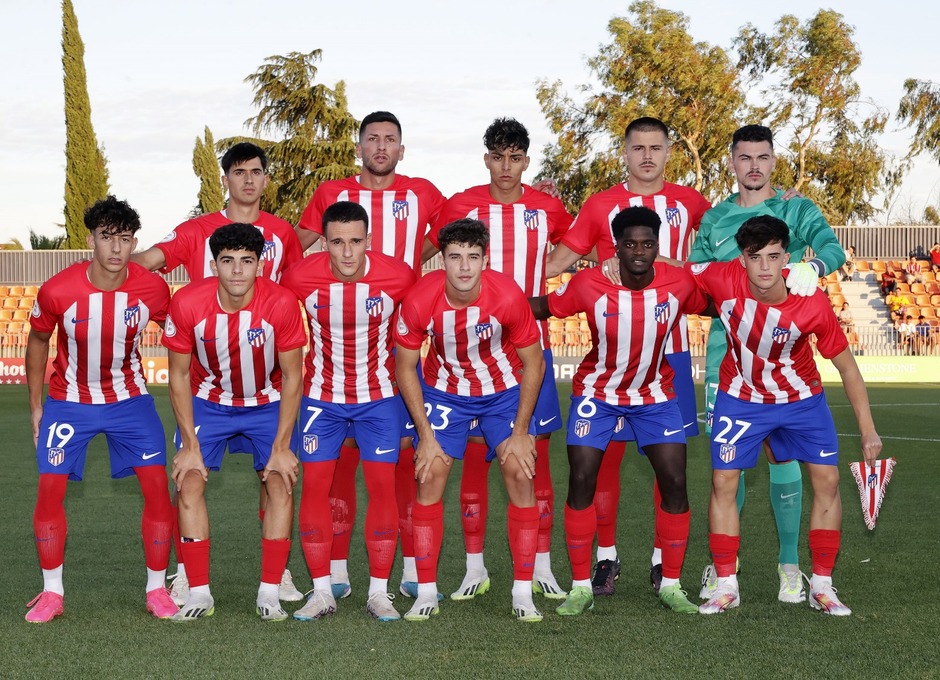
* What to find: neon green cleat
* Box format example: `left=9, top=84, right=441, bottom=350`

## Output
left=658, top=584, right=700, bottom=615
left=555, top=585, right=594, bottom=616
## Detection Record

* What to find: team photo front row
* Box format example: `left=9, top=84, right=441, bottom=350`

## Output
left=24, top=192, right=880, bottom=625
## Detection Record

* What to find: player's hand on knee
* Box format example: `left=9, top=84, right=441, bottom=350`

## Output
left=263, top=449, right=299, bottom=494
left=501, top=433, right=537, bottom=479
left=171, top=446, right=208, bottom=491
left=414, top=439, right=450, bottom=484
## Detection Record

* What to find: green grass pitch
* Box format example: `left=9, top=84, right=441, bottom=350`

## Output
left=0, top=383, right=937, bottom=678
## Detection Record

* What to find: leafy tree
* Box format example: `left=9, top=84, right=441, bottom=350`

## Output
left=734, top=9, right=888, bottom=223
left=192, top=126, right=224, bottom=216
left=898, top=79, right=940, bottom=165
left=219, top=50, right=359, bottom=225
left=536, top=0, right=743, bottom=212
left=29, top=230, right=66, bottom=250
left=61, top=0, right=109, bottom=248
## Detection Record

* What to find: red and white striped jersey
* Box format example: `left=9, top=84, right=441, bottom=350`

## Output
left=431, top=184, right=573, bottom=348
left=548, top=263, right=707, bottom=405
left=562, top=182, right=711, bottom=353
left=31, top=262, right=170, bottom=404
left=280, top=251, right=416, bottom=404
left=155, top=211, right=303, bottom=283
left=689, top=260, right=848, bottom=403
left=162, top=277, right=307, bottom=407
left=297, top=174, right=446, bottom=274
left=395, top=269, right=540, bottom=396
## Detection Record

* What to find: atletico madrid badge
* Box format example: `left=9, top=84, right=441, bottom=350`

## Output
left=849, top=457, right=896, bottom=530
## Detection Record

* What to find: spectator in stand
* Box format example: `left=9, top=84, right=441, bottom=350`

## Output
left=929, top=243, right=940, bottom=273
left=915, top=315, right=932, bottom=355
left=904, top=255, right=925, bottom=285
left=838, top=302, right=854, bottom=334
left=840, top=246, right=857, bottom=281
left=898, top=315, right=916, bottom=354
left=880, top=264, right=898, bottom=296
left=885, top=289, right=911, bottom=327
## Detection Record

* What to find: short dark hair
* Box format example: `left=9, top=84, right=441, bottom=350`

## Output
left=437, top=218, right=489, bottom=255
left=221, top=142, right=267, bottom=173
left=731, top=125, right=774, bottom=153
left=484, top=117, right=529, bottom=152
left=611, top=206, right=661, bottom=242
left=209, top=223, right=264, bottom=259
left=322, top=201, right=369, bottom=236
left=735, top=215, right=790, bottom=254
left=359, top=111, right=402, bottom=139
left=625, top=117, right=669, bottom=141
left=84, top=195, right=141, bottom=235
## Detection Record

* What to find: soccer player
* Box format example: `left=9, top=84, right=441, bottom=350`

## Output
left=689, top=125, right=846, bottom=604
left=163, top=223, right=306, bottom=621
left=544, top=117, right=711, bottom=596
left=427, top=117, right=573, bottom=601
left=25, top=196, right=176, bottom=622
left=280, top=201, right=417, bottom=622
left=395, top=219, right=546, bottom=622
left=296, top=111, right=446, bottom=599
left=691, top=215, right=881, bottom=616
left=133, top=141, right=305, bottom=605
left=531, top=206, right=708, bottom=616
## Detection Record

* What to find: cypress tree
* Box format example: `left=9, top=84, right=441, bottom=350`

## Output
left=62, top=0, right=109, bottom=248
left=192, top=126, right=225, bottom=215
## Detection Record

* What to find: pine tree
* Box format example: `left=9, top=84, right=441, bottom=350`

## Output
left=192, top=126, right=224, bottom=216
left=62, top=0, right=109, bottom=248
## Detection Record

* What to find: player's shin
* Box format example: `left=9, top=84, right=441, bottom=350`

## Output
left=33, top=473, right=69, bottom=595
left=363, top=461, right=398, bottom=594
left=594, top=442, right=625, bottom=556
left=299, top=461, right=337, bottom=583
left=769, top=460, right=803, bottom=565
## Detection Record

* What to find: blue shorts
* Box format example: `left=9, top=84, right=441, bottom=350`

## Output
left=37, top=395, right=167, bottom=481
left=566, top=396, right=686, bottom=453
left=418, top=386, right=533, bottom=461
left=610, top=350, right=698, bottom=442
left=348, top=359, right=420, bottom=441
left=710, top=391, right=839, bottom=470
left=298, top=395, right=403, bottom=463
left=174, top=399, right=284, bottom=471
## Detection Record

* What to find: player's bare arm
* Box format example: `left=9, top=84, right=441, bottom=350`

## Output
left=262, top=347, right=302, bottom=494
left=545, top=243, right=585, bottom=279
left=395, top=343, right=452, bottom=483
left=130, top=247, right=167, bottom=272
left=167, top=349, right=207, bottom=490
left=294, top=225, right=321, bottom=252
left=25, top=328, right=52, bottom=446
left=829, top=348, right=883, bottom=465
left=420, top=237, right=440, bottom=264
left=497, top=341, right=544, bottom=479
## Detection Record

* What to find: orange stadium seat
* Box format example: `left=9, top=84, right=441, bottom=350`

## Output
left=918, top=260, right=930, bottom=272
left=926, top=282, right=940, bottom=295
left=829, top=294, right=846, bottom=308
left=889, top=260, right=902, bottom=270
left=12, top=309, right=31, bottom=322
left=0, top=309, right=12, bottom=322
left=856, top=259, right=871, bottom=272
left=560, top=272, right=573, bottom=285
left=2, top=297, right=17, bottom=310
left=827, top=281, right=842, bottom=294
left=18, top=297, right=34, bottom=309
left=8, top=285, right=24, bottom=297
left=0, top=285, right=9, bottom=297
left=915, top=294, right=931, bottom=307
left=921, top=307, right=937, bottom=319
left=931, top=295, right=940, bottom=307
left=896, top=282, right=910, bottom=294
left=825, top=272, right=839, bottom=284
left=24, top=285, right=39, bottom=297
left=871, top=260, right=886, bottom=273
left=924, top=271, right=936, bottom=283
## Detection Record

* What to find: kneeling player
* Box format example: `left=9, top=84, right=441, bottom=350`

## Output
left=532, top=206, right=708, bottom=616
left=164, top=223, right=305, bottom=621
left=691, top=216, right=881, bottom=616
left=395, top=219, right=546, bottom=622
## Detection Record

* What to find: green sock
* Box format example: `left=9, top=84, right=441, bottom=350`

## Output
left=735, top=470, right=746, bottom=514
left=769, top=460, right=802, bottom=565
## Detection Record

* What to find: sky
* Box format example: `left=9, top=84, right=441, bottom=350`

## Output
left=2, top=0, right=938, bottom=249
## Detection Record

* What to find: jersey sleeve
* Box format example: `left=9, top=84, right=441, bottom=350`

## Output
left=297, top=183, right=334, bottom=235
left=280, top=230, right=305, bottom=273
left=161, top=293, right=194, bottom=354
left=675, top=266, right=709, bottom=314
left=428, top=194, right=467, bottom=248
left=30, top=280, right=61, bottom=334
left=394, top=292, right=428, bottom=350
left=685, top=260, right=728, bottom=298
left=688, top=191, right=712, bottom=230
left=546, top=195, right=575, bottom=245
left=687, top=214, right=715, bottom=263
left=502, top=285, right=541, bottom=347
left=810, top=293, right=849, bottom=359
left=546, top=272, right=584, bottom=319
left=792, top=200, right=845, bottom=275
left=155, top=221, right=198, bottom=274
left=272, top=289, right=308, bottom=352
left=559, top=199, right=601, bottom=256
left=147, top=276, right=171, bottom=325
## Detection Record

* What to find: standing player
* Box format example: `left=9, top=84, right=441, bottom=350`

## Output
left=532, top=207, right=708, bottom=616
left=544, top=117, right=711, bottom=595
left=280, top=201, right=417, bottom=622
left=133, top=141, right=305, bottom=605
left=25, top=196, right=176, bottom=622
left=296, top=111, right=446, bottom=599
left=163, top=223, right=305, bottom=621
left=395, top=219, right=546, bottom=622
left=428, top=118, right=572, bottom=601
left=689, top=125, right=845, bottom=604
left=691, top=216, right=881, bottom=615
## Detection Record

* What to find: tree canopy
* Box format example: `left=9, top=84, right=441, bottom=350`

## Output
left=192, top=126, right=224, bottom=216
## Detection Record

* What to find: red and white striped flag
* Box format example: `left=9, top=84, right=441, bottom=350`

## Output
left=849, top=457, right=896, bottom=530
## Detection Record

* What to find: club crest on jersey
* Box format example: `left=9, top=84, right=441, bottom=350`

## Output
left=719, top=443, right=736, bottom=464
left=654, top=301, right=670, bottom=324
left=524, top=209, right=540, bottom=230
left=665, top=207, right=681, bottom=228
left=164, top=315, right=176, bottom=337
left=261, top=240, right=276, bottom=261
left=31, top=299, right=41, bottom=318
left=690, top=262, right=710, bottom=274
left=393, top=200, right=410, bottom=221
left=124, top=305, right=141, bottom=327
left=48, top=448, right=64, bottom=467
left=303, top=434, right=318, bottom=454
left=574, top=419, right=591, bottom=438
left=772, top=327, right=791, bottom=344
left=614, top=416, right=625, bottom=434
left=247, top=327, right=266, bottom=348
left=475, top=323, right=493, bottom=340
left=366, top=296, right=384, bottom=317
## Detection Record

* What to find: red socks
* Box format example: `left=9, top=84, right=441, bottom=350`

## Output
left=260, top=538, right=291, bottom=585
left=508, top=504, right=539, bottom=580
left=362, top=461, right=398, bottom=579
left=709, top=533, right=740, bottom=578
left=412, top=501, right=444, bottom=584
left=595, top=442, right=626, bottom=547
left=809, top=529, right=840, bottom=577
left=135, top=465, right=173, bottom=571
left=564, top=504, right=596, bottom=582
left=656, top=506, right=690, bottom=580
left=33, top=473, right=68, bottom=569
left=459, top=441, right=490, bottom=554
left=395, top=446, right=417, bottom=558
left=534, top=438, right=554, bottom=553
left=329, top=444, right=359, bottom=560
left=299, top=460, right=337, bottom=579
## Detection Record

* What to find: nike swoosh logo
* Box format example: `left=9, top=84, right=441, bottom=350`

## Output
left=716, top=236, right=732, bottom=247
left=780, top=492, right=799, bottom=499
left=71, top=317, right=91, bottom=324
left=602, top=312, right=621, bottom=317
left=200, top=337, right=216, bottom=343
left=313, top=303, right=331, bottom=309
left=405, top=422, right=415, bottom=430
left=819, top=451, right=838, bottom=458
left=141, top=452, right=162, bottom=460
left=539, top=417, right=557, bottom=426
left=684, top=422, right=696, bottom=429
left=375, top=447, right=394, bottom=455
left=663, top=428, right=682, bottom=436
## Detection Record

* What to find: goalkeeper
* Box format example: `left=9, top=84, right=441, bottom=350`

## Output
left=688, top=124, right=846, bottom=605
